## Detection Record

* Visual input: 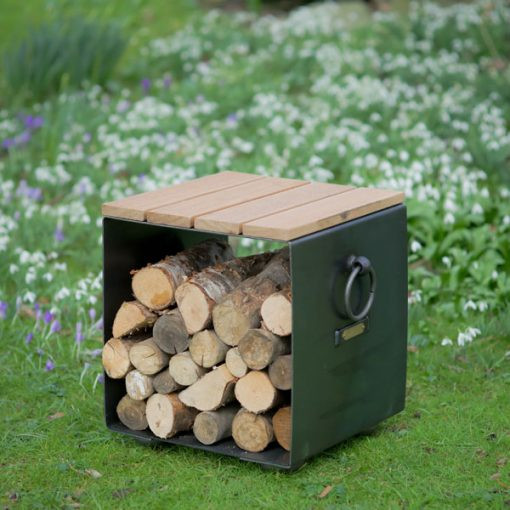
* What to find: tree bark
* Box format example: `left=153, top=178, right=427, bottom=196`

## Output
left=116, top=395, right=148, bottom=431
left=175, top=252, right=272, bottom=334
left=232, top=408, right=273, bottom=453
left=212, top=249, right=290, bottom=346
left=153, top=369, right=183, bottom=394
left=238, top=329, right=289, bottom=370
left=189, top=330, right=229, bottom=368
left=272, top=406, right=291, bottom=451
left=128, top=338, right=169, bottom=375
left=193, top=406, right=238, bottom=445
left=260, top=287, right=292, bottom=336
left=234, top=371, right=281, bottom=414
left=131, top=239, right=233, bottom=310
left=153, top=309, right=189, bottom=354
left=169, top=351, right=207, bottom=386
left=125, top=369, right=154, bottom=400
left=112, top=301, right=157, bottom=338
left=146, top=393, right=198, bottom=439
left=225, top=347, right=248, bottom=378
left=178, top=364, right=237, bottom=411
left=268, top=354, right=292, bottom=390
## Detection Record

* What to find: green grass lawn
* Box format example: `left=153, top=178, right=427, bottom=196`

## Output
left=0, top=0, right=509, bottom=507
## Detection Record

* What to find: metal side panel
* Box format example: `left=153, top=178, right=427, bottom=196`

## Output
left=289, top=205, right=407, bottom=469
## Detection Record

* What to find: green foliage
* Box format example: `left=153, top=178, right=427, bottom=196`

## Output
left=2, top=17, right=127, bottom=102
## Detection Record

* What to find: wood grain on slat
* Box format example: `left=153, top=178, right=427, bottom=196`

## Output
left=242, top=188, right=405, bottom=240
left=194, top=182, right=354, bottom=234
left=102, top=171, right=263, bottom=221
left=146, top=177, right=307, bottom=227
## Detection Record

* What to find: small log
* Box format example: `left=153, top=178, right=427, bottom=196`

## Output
left=193, top=406, right=238, bottom=445
left=131, top=239, right=233, bottom=310
left=125, top=369, right=154, bottom=400
left=146, top=393, right=198, bottom=439
left=268, top=354, right=292, bottom=390
left=225, top=347, right=248, bottom=378
left=175, top=253, right=272, bottom=334
left=169, top=351, right=207, bottom=386
left=260, top=287, right=292, bottom=336
left=235, top=371, right=281, bottom=414
left=153, top=369, right=183, bottom=394
left=232, top=408, right=273, bottom=453
left=153, top=309, right=189, bottom=354
left=238, top=329, right=289, bottom=370
left=189, top=330, right=229, bottom=368
left=178, top=364, right=237, bottom=411
left=212, top=249, right=290, bottom=346
left=272, top=406, right=291, bottom=451
left=116, top=395, right=148, bottom=431
left=112, top=301, right=157, bottom=338
left=102, top=337, right=139, bottom=379
left=129, top=338, right=169, bottom=375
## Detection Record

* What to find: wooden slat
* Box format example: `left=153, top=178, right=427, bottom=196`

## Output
left=194, top=182, right=354, bottom=234
left=242, top=188, right=405, bottom=240
left=102, top=171, right=263, bottom=221
left=146, top=177, right=307, bottom=227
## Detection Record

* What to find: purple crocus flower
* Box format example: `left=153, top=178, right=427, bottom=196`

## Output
left=94, top=316, right=103, bottom=331
left=141, top=78, right=151, bottom=94
left=50, top=320, right=61, bottom=334
left=23, top=115, right=44, bottom=130
left=227, top=113, right=238, bottom=126
left=1, top=138, right=15, bottom=149
left=43, top=310, right=54, bottom=324
left=83, top=132, right=92, bottom=143
left=45, top=359, right=55, bottom=371
left=27, top=187, right=42, bottom=201
left=54, top=227, right=65, bottom=242
left=25, top=332, right=34, bottom=344
left=90, top=349, right=103, bottom=358
left=75, top=322, right=84, bottom=344
left=88, top=308, right=96, bottom=321
left=16, top=131, right=31, bottom=145
left=97, top=374, right=105, bottom=384
left=0, top=301, right=7, bottom=319
left=163, top=75, right=172, bottom=88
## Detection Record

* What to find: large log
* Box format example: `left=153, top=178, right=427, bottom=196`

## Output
left=268, top=354, right=292, bottom=390
left=193, top=406, right=238, bottom=445
left=131, top=239, right=233, bottom=310
left=272, top=406, right=291, bottom=451
left=102, top=336, right=145, bottom=379
left=232, top=408, right=273, bottom=453
left=235, top=371, right=281, bottom=414
left=225, top=347, right=248, bottom=378
left=175, top=253, right=272, bottom=334
left=153, top=369, right=183, bottom=394
left=129, top=338, right=169, bottom=375
left=112, top=301, right=157, bottom=338
left=212, top=249, right=290, bottom=346
left=238, top=329, right=289, bottom=370
left=169, top=351, right=207, bottom=386
left=125, top=369, right=154, bottom=400
left=178, top=364, right=237, bottom=411
left=146, top=393, right=198, bottom=439
left=189, top=330, right=229, bottom=368
left=116, top=395, right=148, bottom=431
left=260, top=287, right=292, bottom=336
left=152, top=309, right=189, bottom=354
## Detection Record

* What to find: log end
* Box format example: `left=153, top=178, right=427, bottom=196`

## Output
left=212, top=303, right=252, bottom=346
left=273, top=406, right=291, bottom=451
left=132, top=266, right=175, bottom=310
left=175, top=282, right=212, bottom=335
left=232, top=409, right=273, bottom=453
left=260, top=293, right=292, bottom=337
left=102, top=338, right=131, bottom=379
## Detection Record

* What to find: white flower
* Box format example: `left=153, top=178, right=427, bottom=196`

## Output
left=441, top=338, right=453, bottom=346
left=23, top=291, right=36, bottom=303
left=410, top=240, right=422, bottom=253
left=478, top=301, right=488, bottom=312
left=442, top=256, right=451, bottom=268
left=55, top=287, right=71, bottom=300
left=9, top=264, right=18, bottom=274
left=444, top=212, right=455, bottom=224
left=463, top=300, right=477, bottom=311
left=471, top=203, right=483, bottom=215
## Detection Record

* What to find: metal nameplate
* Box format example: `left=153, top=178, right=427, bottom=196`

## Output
left=334, top=318, right=369, bottom=346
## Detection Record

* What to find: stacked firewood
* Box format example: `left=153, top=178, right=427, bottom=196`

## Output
left=102, top=239, right=292, bottom=453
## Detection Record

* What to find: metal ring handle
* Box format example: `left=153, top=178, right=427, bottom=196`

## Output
left=344, top=257, right=376, bottom=321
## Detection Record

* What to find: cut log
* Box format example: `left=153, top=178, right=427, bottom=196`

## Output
left=260, top=287, right=292, bottom=336
left=235, top=371, right=281, bottom=414
left=238, top=329, right=289, bottom=370
left=169, top=351, right=207, bottom=386
left=272, top=406, right=291, bottom=451
left=153, top=309, right=189, bottom=354
left=178, top=364, right=237, bottom=411
left=193, top=406, right=238, bottom=445
left=232, top=408, right=273, bottom=453
left=225, top=347, right=248, bottom=378
left=125, top=369, right=154, bottom=400
left=175, top=253, right=272, bottom=334
left=212, top=249, right=290, bottom=346
left=131, top=239, right=233, bottom=310
left=116, top=395, right=148, bottom=431
left=129, top=338, right=169, bottom=375
left=146, top=393, right=198, bottom=439
left=112, top=301, right=157, bottom=338
left=102, top=337, right=141, bottom=379
left=189, top=330, right=229, bottom=368
left=153, top=369, right=183, bottom=394
left=268, top=354, right=292, bottom=390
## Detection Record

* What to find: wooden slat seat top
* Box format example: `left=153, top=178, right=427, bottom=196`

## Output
left=102, top=171, right=404, bottom=241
